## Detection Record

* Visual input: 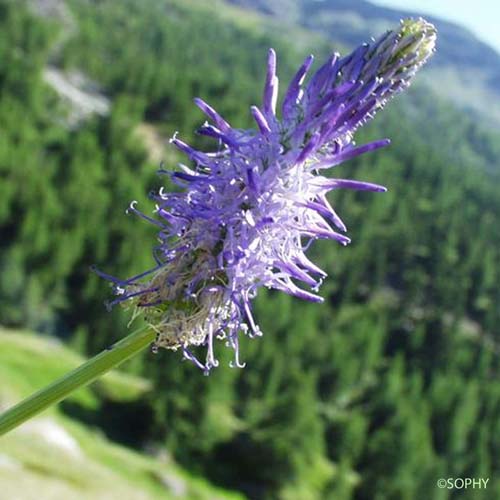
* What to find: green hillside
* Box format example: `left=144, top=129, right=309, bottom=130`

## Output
left=1, top=0, right=500, bottom=499
left=0, top=328, right=242, bottom=500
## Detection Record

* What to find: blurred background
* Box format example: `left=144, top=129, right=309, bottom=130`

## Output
left=1, top=0, right=500, bottom=498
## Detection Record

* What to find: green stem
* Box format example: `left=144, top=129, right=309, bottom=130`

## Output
left=0, top=326, right=155, bottom=437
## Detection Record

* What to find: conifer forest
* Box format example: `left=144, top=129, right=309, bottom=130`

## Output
left=1, top=1, right=500, bottom=499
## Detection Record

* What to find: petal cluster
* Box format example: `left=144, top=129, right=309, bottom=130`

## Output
left=96, top=19, right=436, bottom=373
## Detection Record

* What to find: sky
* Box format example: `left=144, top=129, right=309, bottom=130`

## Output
left=372, top=0, right=500, bottom=54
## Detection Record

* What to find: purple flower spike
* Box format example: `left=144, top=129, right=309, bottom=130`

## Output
left=97, top=19, right=436, bottom=373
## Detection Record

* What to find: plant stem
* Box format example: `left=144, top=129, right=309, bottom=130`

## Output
left=0, top=326, right=155, bottom=437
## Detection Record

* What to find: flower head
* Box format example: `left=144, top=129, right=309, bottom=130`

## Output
left=96, top=19, right=436, bottom=373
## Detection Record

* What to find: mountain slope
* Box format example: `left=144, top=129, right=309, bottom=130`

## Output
left=227, top=0, right=500, bottom=127
left=0, top=328, right=243, bottom=500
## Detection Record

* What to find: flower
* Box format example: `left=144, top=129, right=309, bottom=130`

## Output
left=95, top=19, right=436, bottom=373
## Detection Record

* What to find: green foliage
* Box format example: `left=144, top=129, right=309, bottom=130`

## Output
left=1, top=1, right=500, bottom=499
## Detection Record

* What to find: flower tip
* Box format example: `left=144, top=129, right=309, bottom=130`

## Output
left=399, top=18, right=437, bottom=60
left=169, top=132, right=181, bottom=146
left=125, top=200, right=138, bottom=215
left=267, top=48, right=277, bottom=70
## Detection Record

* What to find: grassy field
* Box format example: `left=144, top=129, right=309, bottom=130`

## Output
left=0, top=328, right=243, bottom=500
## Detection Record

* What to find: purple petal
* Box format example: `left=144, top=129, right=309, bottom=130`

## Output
left=282, top=54, right=314, bottom=119
left=313, top=139, right=391, bottom=169
left=296, top=131, right=321, bottom=163
left=263, top=48, right=279, bottom=117
left=197, top=123, right=237, bottom=147
left=251, top=105, right=271, bottom=134
left=193, top=97, right=231, bottom=132
left=327, top=179, right=387, bottom=192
